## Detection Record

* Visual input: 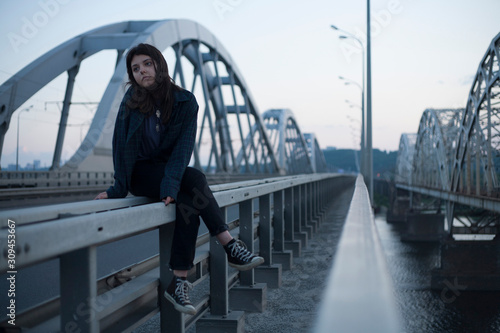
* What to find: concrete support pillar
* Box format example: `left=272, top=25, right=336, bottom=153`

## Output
left=432, top=238, right=500, bottom=291
left=386, top=196, right=410, bottom=223
left=401, top=213, right=444, bottom=242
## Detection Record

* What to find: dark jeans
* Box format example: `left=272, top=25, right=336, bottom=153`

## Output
left=130, top=160, right=228, bottom=270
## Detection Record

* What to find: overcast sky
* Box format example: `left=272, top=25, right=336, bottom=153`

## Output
left=1, top=0, right=500, bottom=168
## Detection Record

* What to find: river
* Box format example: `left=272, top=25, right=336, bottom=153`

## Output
left=375, top=213, right=500, bottom=333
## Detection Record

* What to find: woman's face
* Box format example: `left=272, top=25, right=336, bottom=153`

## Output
left=131, top=54, right=156, bottom=88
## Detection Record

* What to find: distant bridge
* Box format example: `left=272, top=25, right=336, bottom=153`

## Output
left=0, top=19, right=326, bottom=178
left=394, top=31, right=500, bottom=234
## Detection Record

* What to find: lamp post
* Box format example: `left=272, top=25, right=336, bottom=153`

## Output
left=366, top=0, right=374, bottom=204
left=16, top=105, right=33, bottom=171
left=331, top=25, right=366, bottom=180
left=340, top=77, right=365, bottom=177
left=331, top=15, right=373, bottom=205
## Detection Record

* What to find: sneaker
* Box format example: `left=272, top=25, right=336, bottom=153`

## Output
left=164, top=276, right=196, bottom=315
left=224, top=239, right=265, bottom=271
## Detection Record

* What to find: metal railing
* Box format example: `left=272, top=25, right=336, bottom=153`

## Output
left=314, top=175, right=402, bottom=333
left=0, top=171, right=115, bottom=188
left=1, top=173, right=352, bottom=332
left=0, top=171, right=116, bottom=207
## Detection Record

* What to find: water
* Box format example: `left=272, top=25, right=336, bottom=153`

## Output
left=375, top=214, right=500, bottom=333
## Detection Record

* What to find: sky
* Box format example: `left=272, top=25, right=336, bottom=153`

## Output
left=1, top=0, right=500, bottom=168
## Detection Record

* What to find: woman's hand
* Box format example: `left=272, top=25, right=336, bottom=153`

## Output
left=162, top=196, right=174, bottom=206
left=95, top=191, right=108, bottom=200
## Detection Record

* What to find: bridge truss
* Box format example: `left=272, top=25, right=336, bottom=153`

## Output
left=395, top=31, right=500, bottom=233
left=0, top=19, right=326, bottom=176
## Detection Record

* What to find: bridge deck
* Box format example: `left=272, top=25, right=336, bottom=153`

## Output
left=0, top=174, right=401, bottom=332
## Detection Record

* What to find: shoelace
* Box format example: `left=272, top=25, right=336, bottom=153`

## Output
left=229, top=240, right=254, bottom=261
left=175, top=279, right=193, bottom=304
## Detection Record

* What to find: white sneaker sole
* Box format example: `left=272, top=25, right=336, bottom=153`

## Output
left=229, top=256, right=265, bottom=271
left=164, top=291, right=197, bottom=315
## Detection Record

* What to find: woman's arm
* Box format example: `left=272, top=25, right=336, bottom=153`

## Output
left=95, top=191, right=108, bottom=200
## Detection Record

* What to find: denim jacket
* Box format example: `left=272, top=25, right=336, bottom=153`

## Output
left=106, top=87, right=199, bottom=201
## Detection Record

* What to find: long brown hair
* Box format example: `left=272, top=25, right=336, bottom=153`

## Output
left=125, top=43, right=181, bottom=124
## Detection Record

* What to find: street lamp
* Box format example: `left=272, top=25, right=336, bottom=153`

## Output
left=343, top=89, right=364, bottom=175
left=346, top=115, right=361, bottom=173
left=16, top=105, right=33, bottom=171
left=345, top=98, right=363, bottom=175
left=331, top=23, right=372, bottom=202
left=367, top=0, right=374, bottom=204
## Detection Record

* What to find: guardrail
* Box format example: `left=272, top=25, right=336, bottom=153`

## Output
left=314, top=175, right=402, bottom=333
left=0, top=171, right=285, bottom=209
left=0, top=173, right=354, bottom=332
left=0, top=171, right=115, bottom=188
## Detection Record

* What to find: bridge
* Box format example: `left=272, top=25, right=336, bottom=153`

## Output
left=0, top=19, right=403, bottom=332
left=3, top=16, right=500, bottom=333
left=392, top=32, right=500, bottom=290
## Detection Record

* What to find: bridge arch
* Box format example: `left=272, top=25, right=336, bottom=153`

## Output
left=450, top=32, right=500, bottom=196
left=259, top=108, right=313, bottom=174
left=0, top=19, right=289, bottom=174
left=395, top=133, right=417, bottom=185
left=303, top=133, right=328, bottom=173
left=412, top=109, right=463, bottom=191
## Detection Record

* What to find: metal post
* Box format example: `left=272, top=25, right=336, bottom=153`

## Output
left=293, top=186, right=302, bottom=234
left=239, top=199, right=255, bottom=286
left=366, top=0, right=374, bottom=203
left=51, top=65, right=80, bottom=170
left=209, top=207, right=229, bottom=315
left=306, top=183, right=311, bottom=221
left=159, top=222, right=184, bottom=332
left=284, top=187, right=294, bottom=241
left=314, top=182, right=320, bottom=223
left=259, top=194, right=272, bottom=265
left=273, top=190, right=285, bottom=251
left=16, top=106, right=32, bottom=171
left=332, top=26, right=366, bottom=178
left=60, top=246, right=98, bottom=333
left=301, top=184, right=308, bottom=227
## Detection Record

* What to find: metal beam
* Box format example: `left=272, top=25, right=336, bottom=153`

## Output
left=396, top=183, right=500, bottom=214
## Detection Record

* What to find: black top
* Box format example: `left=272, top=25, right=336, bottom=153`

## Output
left=138, top=109, right=165, bottom=160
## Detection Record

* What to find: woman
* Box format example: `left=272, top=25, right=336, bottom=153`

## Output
left=95, top=43, right=264, bottom=315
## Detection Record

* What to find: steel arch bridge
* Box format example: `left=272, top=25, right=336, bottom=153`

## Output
left=0, top=19, right=326, bottom=176
left=411, top=109, right=464, bottom=191
left=395, top=133, right=417, bottom=184
left=395, top=31, right=500, bottom=233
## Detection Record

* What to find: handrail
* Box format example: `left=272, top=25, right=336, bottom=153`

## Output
left=0, top=173, right=350, bottom=332
left=314, top=175, right=402, bottom=333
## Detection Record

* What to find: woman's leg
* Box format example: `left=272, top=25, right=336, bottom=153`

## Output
left=178, top=167, right=264, bottom=270
left=177, top=167, right=229, bottom=236
left=130, top=161, right=201, bottom=272
left=131, top=161, right=199, bottom=315
left=169, top=190, right=200, bottom=271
